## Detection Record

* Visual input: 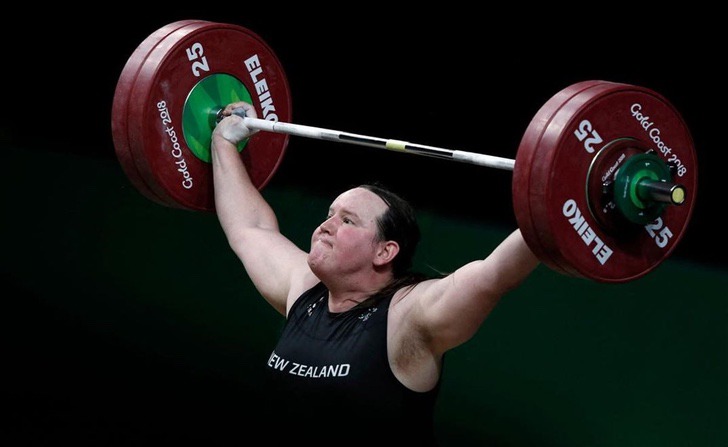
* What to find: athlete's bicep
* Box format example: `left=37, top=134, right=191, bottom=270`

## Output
left=230, top=227, right=311, bottom=314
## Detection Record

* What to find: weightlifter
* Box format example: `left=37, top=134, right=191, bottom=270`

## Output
left=211, top=101, right=539, bottom=444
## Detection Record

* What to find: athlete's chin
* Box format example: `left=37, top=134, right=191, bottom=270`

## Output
left=309, top=250, right=336, bottom=277
left=307, top=252, right=325, bottom=271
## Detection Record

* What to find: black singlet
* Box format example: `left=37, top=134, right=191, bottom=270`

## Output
left=261, top=282, right=442, bottom=445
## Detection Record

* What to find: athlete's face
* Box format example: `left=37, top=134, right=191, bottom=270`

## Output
left=308, top=188, right=388, bottom=276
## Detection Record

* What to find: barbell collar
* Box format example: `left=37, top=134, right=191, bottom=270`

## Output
left=637, top=180, right=686, bottom=206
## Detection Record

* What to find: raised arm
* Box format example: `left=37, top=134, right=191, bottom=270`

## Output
left=397, top=228, right=540, bottom=356
left=211, top=102, right=310, bottom=315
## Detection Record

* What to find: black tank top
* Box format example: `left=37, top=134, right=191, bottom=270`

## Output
left=262, top=281, right=441, bottom=445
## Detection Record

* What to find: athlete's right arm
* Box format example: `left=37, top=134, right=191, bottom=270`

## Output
left=211, top=102, right=310, bottom=315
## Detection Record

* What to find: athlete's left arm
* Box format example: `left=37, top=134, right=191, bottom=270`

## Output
left=411, top=228, right=540, bottom=354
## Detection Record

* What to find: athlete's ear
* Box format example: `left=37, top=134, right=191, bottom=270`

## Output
left=374, top=240, right=399, bottom=267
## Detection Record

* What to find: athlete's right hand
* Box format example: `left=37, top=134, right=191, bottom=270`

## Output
left=214, top=101, right=259, bottom=145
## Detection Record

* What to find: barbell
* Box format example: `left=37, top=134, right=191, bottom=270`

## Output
left=110, top=19, right=697, bottom=284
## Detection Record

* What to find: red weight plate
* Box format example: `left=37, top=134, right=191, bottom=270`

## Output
left=513, top=80, right=605, bottom=278
left=526, top=81, right=621, bottom=279
left=521, top=81, right=697, bottom=283
left=126, top=22, right=291, bottom=211
left=111, top=20, right=209, bottom=208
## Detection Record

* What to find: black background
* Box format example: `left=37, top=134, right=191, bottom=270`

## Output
left=3, top=9, right=726, bottom=445
left=6, top=10, right=724, bottom=268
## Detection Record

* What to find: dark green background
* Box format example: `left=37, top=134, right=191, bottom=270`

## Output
left=6, top=146, right=726, bottom=445
left=4, top=9, right=726, bottom=446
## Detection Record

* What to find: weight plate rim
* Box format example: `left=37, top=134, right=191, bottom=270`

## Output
left=528, top=80, right=622, bottom=280
left=112, top=19, right=210, bottom=208
left=514, top=80, right=608, bottom=278
left=125, top=20, right=216, bottom=209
